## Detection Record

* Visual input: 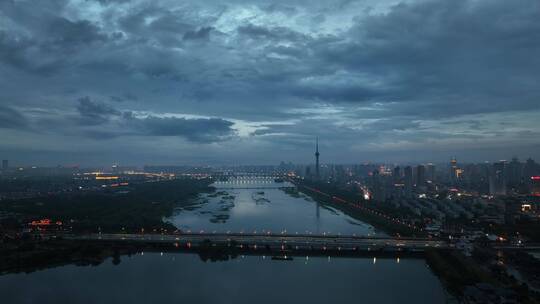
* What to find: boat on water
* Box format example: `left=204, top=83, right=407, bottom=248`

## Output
left=271, top=255, right=294, bottom=261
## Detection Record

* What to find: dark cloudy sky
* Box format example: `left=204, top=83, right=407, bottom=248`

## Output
left=1, top=0, right=540, bottom=166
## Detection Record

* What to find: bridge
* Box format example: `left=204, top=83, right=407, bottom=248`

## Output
left=56, top=233, right=451, bottom=254
left=210, top=174, right=295, bottom=190
left=211, top=173, right=287, bottom=181
left=492, top=244, right=540, bottom=251
left=213, top=187, right=293, bottom=190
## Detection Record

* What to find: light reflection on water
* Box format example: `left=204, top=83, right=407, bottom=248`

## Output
left=167, top=179, right=378, bottom=236
left=0, top=178, right=448, bottom=304
left=0, top=253, right=447, bottom=304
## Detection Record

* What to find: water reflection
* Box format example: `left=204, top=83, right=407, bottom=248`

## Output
left=0, top=177, right=448, bottom=303
left=0, top=252, right=447, bottom=304
left=167, top=179, right=378, bottom=236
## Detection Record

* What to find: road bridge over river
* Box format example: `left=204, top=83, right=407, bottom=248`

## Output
left=58, top=233, right=451, bottom=254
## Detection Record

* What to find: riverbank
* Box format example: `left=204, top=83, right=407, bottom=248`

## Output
left=425, top=248, right=540, bottom=303
left=287, top=180, right=540, bottom=302
left=0, top=178, right=214, bottom=233
left=0, top=238, right=124, bottom=275
left=1, top=235, right=430, bottom=276
left=285, top=182, right=422, bottom=237
left=425, top=249, right=496, bottom=296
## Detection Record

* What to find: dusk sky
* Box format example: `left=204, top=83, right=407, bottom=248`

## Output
left=1, top=0, right=539, bottom=166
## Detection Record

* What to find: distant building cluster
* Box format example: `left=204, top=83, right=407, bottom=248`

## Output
left=2, top=146, right=540, bottom=237
left=288, top=148, right=540, bottom=239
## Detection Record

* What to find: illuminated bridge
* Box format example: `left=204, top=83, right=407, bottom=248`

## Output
left=210, top=174, right=294, bottom=190
left=58, top=233, right=451, bottom=255
left=211, top=173, right=286, bottom=179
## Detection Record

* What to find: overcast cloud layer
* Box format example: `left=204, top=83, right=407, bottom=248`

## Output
left=1, top=0, right=539, bottom=166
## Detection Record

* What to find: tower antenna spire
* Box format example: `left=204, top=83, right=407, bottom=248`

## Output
left=315, top=136, right=320, bottom=180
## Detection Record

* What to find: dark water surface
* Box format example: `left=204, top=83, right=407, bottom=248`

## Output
left=0, top=253, right=446, bottom=304
left=167, top=178, right=378, bottom=235
left=0, top=178, right=448, bottom=303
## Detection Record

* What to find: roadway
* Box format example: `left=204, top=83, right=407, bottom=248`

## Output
left=59, top=233, right=450, bottom=252
left=212, top=186, right=295, bottom=190
left=294, top=182, right=424, bottom=233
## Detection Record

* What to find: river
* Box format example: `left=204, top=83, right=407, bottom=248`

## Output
left=0, top=178, right=448, bottom=303
left=167, top=178, right=378, bottom=235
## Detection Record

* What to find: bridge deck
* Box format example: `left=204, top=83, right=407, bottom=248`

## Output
left=58, top=233, right=450, bottom=252
left=213, top=186, right=295, bottom=190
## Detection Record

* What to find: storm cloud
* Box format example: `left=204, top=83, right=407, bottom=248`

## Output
left=77, top=96, right=121, bottom=125
left=131, top=116, right=235, bottom=142
left=0, top=106, right=27, bottom=129
left=0, top=0, right=539, bottom=165
left=73, top=98, right=235, bottom=142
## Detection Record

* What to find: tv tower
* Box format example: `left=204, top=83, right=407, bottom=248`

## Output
left=315, top=137, right=320, bottom=180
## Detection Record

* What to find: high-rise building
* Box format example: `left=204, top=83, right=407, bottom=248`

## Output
left=489, top=161, right=507, bottom=196
left=404, top=166, right=413, bottom=197
left=2, top=160, right=8, bottom=170
left=393, top=166, right=401, bottom=182
left=450, top=157, right=458, bottom=181
left=315, top=137, right=320, bottom=180
left=371, top=170, right=386, bottom=202
left=416, top=165, right=426, bottom=187
left=507, top=157, right=522, bottom=186
left=523, top=158, right=539, bottom=186
left=426, top=163, right=435, bottom=182
left=531, top=176, right=540, bottom=196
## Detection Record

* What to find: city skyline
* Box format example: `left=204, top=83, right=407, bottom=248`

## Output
left=1, top=0, right=540, bottom=165
left=2, top=1, right=540, bottom=302
left=2, top=153, right=540, bottom=168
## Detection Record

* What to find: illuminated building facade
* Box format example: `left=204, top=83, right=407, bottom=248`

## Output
left=450, top=157, right=458, bottom=181
left=531, top=176, right=540, bottom=196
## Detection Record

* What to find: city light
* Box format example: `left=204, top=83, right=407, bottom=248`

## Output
left=1, top=1, right=539, bottom=302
